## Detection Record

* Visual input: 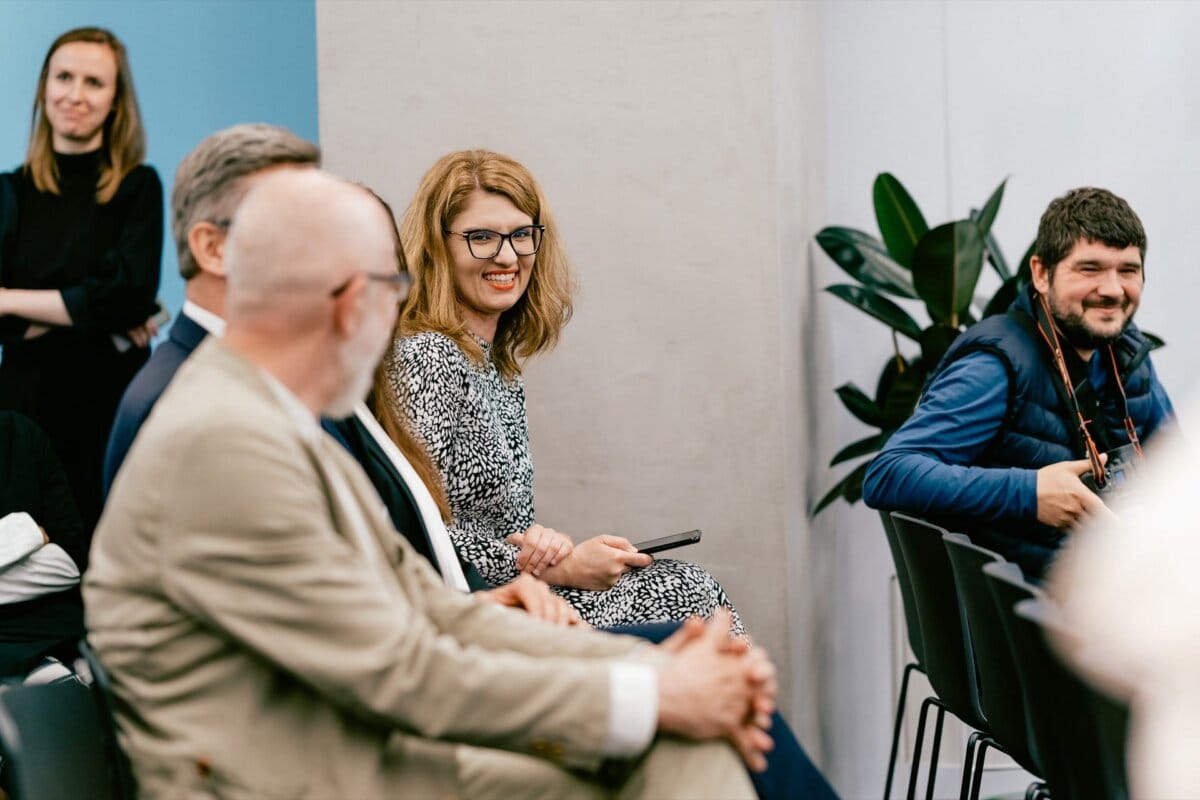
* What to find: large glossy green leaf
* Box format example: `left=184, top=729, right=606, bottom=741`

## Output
left=825, top=284, right=923, bottom=340
left=975, top=178, right=1007, bottom=235
left=875, top=355, right=928, bottom=427
left=982, top=274, right=1023, bottom=318
left=815, top=227, right=917, bottom=298
left=873, top=173, right=929, bottom=268
left=811, top=460, right=872, bottom=516
left=982, top=233, right=1011, bottom=280
left=971, top=180, right=1010, bottom=281
left=911, top=221, right=986, bottom=326
left=835, top=383, right=886, bottom=428
left=830, top=432, right=890, bottom=466
left=919, top=323, right=960, bottom=367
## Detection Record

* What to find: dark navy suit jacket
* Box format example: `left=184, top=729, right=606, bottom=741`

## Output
left=102, top=310, right=209, bottom=496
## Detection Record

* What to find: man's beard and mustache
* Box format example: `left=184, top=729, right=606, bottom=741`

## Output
left=1051, top=294, right=1134, bottom=351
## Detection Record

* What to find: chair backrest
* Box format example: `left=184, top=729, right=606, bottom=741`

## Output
left=981, top=562, right=1065, bottom=784
left=77, top=639, right=136, bottom=800
left=890, top=513, right=986, bottom=730
left=1013, top=599, right=1128, bottom=800
left=0, top=680, right=118, bottom=800
left=942, top=534, right=1042, bottom=777
left=879, top=511, right=925, bottom=664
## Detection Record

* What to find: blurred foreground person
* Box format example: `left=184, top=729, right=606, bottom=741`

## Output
left=1050, top=410, right=1199, bottom=800
left=84, top=170, right=775, bottom=799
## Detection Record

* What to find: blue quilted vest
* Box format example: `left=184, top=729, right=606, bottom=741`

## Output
left=925, top=285, right=1156, bottom=569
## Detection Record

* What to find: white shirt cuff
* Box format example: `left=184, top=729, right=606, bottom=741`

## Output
left=0, top=512, right=46, bottom=570
left=604, top=662, right=658, bottom=756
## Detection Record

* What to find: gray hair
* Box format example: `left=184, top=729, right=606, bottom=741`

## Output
left=171, top=123, right=320, bottom=280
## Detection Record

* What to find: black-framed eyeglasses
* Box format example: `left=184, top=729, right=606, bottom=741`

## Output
left=444, top=224, right=545, bottom=259
left=330, top=271, right=413, bottom=300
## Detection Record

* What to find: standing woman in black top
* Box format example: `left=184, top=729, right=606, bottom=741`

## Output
left=0, top=27, right=162, bottom=533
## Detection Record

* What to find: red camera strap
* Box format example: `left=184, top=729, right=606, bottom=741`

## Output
left=1033, top=292, right=1142, bottom=486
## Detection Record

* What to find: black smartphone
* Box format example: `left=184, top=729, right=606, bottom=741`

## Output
left=631, top=529, right=702, bottom=555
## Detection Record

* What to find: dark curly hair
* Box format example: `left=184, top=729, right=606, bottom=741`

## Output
left=1035, top=187, right=1146, bottom=276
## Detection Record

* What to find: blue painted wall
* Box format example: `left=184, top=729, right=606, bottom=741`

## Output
left=0, top=0, right=319, bottom=324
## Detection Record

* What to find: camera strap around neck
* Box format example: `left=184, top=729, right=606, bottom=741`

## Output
left=1027, top=292, right=1121, bottom=485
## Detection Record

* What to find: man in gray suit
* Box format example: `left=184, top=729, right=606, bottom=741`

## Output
left=85, top=170, right=774, bottom=799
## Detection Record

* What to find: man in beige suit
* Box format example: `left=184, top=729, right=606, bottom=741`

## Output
left=84, top=170, right=774, bottom=799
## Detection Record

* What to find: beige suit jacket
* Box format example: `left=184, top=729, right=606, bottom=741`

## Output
left=85, top=340, right=752, bottom=800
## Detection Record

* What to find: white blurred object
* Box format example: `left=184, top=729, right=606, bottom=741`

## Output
left=1050, top=396, right=1198, bottom=799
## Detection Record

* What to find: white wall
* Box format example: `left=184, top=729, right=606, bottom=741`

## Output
left=316, top=0, right=832, bottom=764
left=822, top=1, right=1200, bottom=795
left=317, top=1, right=1198, bottom=795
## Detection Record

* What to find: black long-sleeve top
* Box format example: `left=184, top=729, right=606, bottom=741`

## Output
left=0, top=150, right=163, bottom=346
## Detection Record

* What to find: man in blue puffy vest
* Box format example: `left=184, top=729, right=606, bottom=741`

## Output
left=864, top=187, right=1175, bottom=580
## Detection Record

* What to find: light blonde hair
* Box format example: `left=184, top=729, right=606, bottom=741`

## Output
left=365, top=188, right=452, bottom=521
left=25, top=27, right=145, bottom=204
left=399, top=149, right=575, bottom=381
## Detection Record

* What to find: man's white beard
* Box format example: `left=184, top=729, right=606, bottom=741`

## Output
left=325, top=314, right=391, bottom=419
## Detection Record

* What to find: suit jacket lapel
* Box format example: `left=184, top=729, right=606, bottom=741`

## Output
left=170, top=311, right=209, bottom=354
left=358, top=419, right=439, bottom=558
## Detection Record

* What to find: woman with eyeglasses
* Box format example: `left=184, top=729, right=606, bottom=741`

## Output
left=0, top=27, right=162, bottom=533
left=380, top=149, right=744, bottom=632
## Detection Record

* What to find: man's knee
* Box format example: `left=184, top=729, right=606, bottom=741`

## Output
left=618, top=738, right=755, bottom=800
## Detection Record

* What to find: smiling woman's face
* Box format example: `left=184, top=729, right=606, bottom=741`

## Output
left=446, top=188, right=535, bottom=341
left=43, top=41, right=118, bottom=154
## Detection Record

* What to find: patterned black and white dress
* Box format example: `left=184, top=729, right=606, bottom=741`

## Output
left=389, top=330, right=745, bottom=632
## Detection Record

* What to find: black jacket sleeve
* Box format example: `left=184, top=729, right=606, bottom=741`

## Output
left=0, top=173, right=30, bottom=344
left=59, top=165, right=164, bottom=332
left=28, top=416, right=88, bottom=571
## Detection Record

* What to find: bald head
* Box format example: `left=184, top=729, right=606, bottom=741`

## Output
left=224, top=169, right=395, bottom=325
left=221, top=169, right=402, bottom=417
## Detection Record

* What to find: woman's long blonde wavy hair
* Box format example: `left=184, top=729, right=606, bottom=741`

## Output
left=25, top=27, right=146, bottom=204
left=366, top=190, right=452, bottom=521
left=398, top=149, right=575, bottom=381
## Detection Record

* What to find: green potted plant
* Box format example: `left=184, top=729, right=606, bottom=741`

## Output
left=811, top=173, right=1032, bottom=515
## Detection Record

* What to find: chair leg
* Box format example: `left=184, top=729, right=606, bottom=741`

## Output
left=924, top=705, right=946, bottom=800
left=958, top=732, right=982, bottom=800
left=884, top=662, right=920, bottom=800
left=968, top=738, right=993, bottom=800
left=906, top=697, right=936, bottom=800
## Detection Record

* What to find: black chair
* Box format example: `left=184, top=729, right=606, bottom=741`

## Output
left=891, top=513, right=989, bottom=800
left=77, top=639, right=136, bottom=800
left=1082, top=660, right=1131, bottom=800
left=0, top=679, right=118, bottom=799
left=1012, top=598, right=1129, bottom=800
left=943, top=534, right=1044, bottom=800
left=982, top=562, right=1061, bottom=798
left=879, top=511, right=932, bottom=800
